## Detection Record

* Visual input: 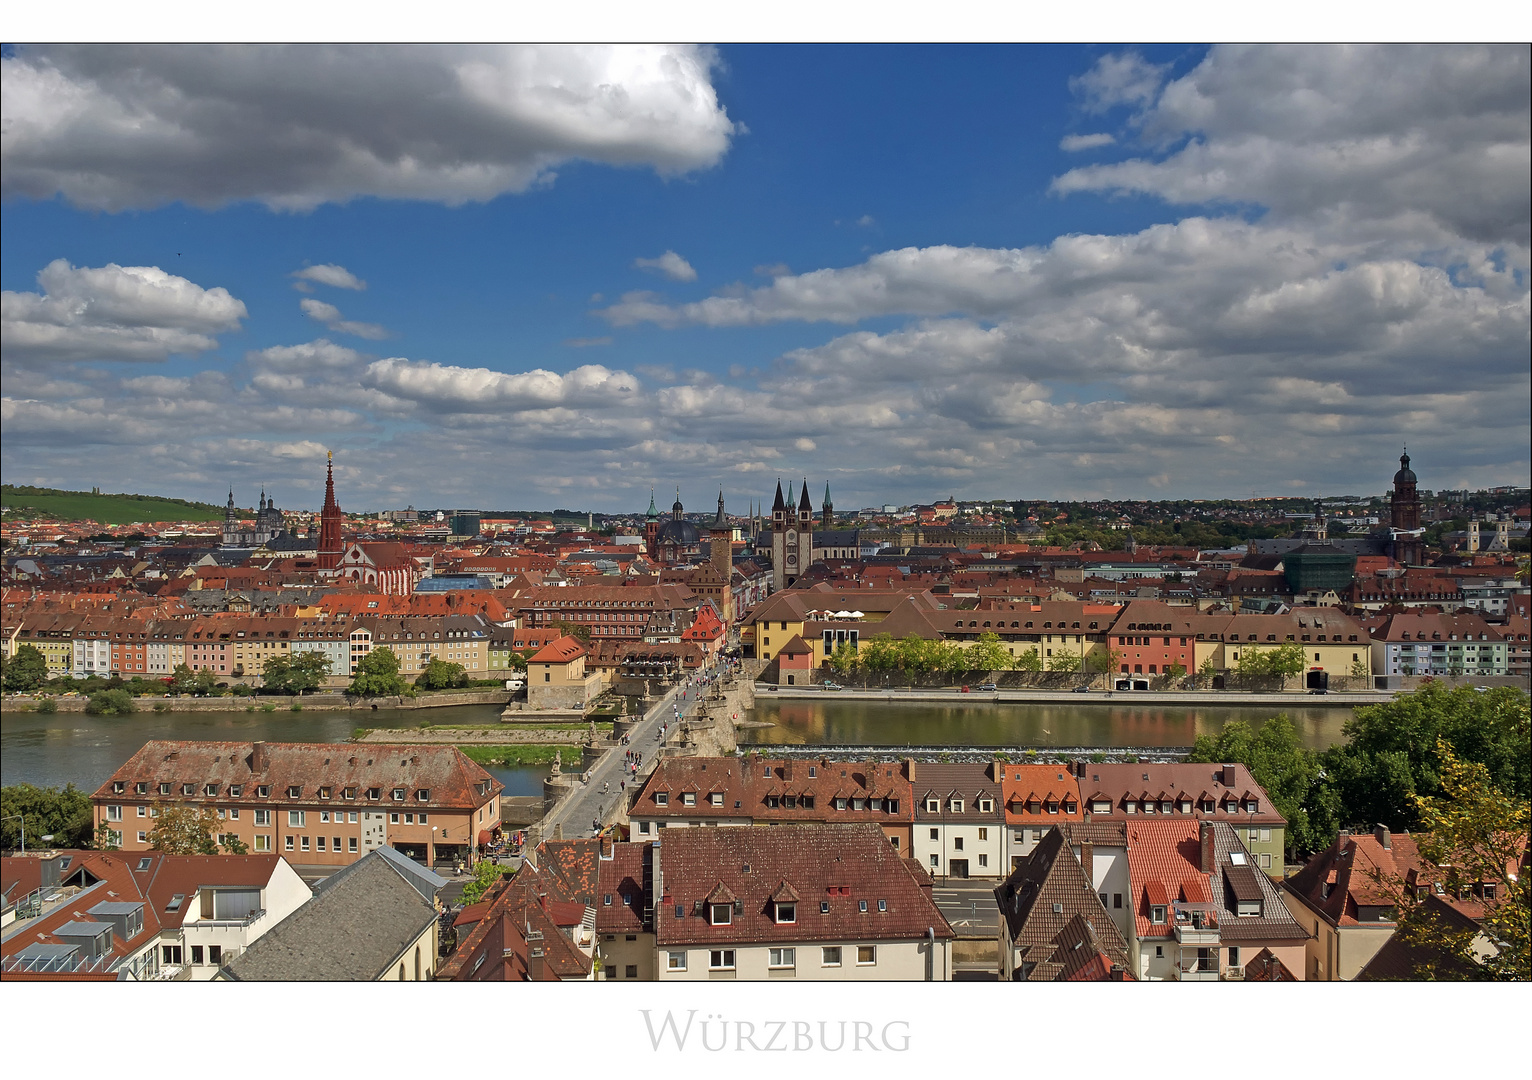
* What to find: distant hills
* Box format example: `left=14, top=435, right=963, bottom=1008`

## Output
left=1, top=485, right=226, bottom=525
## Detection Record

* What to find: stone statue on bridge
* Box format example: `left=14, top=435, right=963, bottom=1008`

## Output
left=551, top=749, right=562, bottom=776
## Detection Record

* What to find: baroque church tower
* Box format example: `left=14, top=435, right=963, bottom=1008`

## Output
left=770, top=477, right=815, bottom=592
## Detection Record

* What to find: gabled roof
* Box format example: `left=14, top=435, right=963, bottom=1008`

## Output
left=529, top=635, right=587, bottom=664
left=994, top=829, right=1131, bottom=981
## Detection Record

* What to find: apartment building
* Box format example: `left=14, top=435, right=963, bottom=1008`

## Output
left=1000, top=764, right=1083, bottom=867
left=1368, top=610, right=1509, bottom=678
left=91, top=741, right=503, bottom=869
left=912, top=762, right=1006, bottom=879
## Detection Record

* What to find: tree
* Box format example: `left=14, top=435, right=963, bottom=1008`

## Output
left=85, top=688, right=136, bottom=715
left=168, top=663, right=199, bottom=695
left=1046, top=651, right=1082, bottom=674
left=857, top=633, right=900, bottom=674
left=965, top=632, right=1012, bottom=673
left=1322, top=683, right=1530, bottom=832
left=1368, top=741, right=1530, bottom=980
left=460, top=859, right=513, bottom=904
left=349, top=646, right=408, bottom=696
left=0, top=783, right=95, bottom=849
left=147, top=803, right=221, bottom=855
left=262, top=651, right=330, bottom=694
left=93, top=819, right=121, bottom=851
left=1350, top=655, right=1371, bottom=681
left=417, top=657, right=469, bottom=690
left=2, top=644, right=49, bottom=692
left=1014, top=648, right=1043, bottom=673
left=550, top=620, right=592, bottom=644
left=825, top=641, right=859, bottom=676
left=1196, top=657, right=1218, bottom=688
left=219, top=832, right=250, bottom=855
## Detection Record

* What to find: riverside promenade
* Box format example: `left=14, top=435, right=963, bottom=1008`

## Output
left=756, top=686, right=1401, bottom=706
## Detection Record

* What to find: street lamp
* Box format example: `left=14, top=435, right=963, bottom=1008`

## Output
left=2, top=816, right=53, bottom=855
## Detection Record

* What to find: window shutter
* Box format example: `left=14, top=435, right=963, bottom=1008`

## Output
left=200, top=890, right=214, bottom=919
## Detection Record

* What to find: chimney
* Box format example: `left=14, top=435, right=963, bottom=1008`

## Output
left=782, top=760, right=793, bottom=781
left=529, top=945, right=545, bottom=981
left=905, top=757, right=916, bottom=783
left=1374, top=825, right=1391, bottom=850
left=1072, top=760, right=1086, bottom=779
left=1221, top=764, right=1236, bottom=787
left=251, top=742, right=268, bottom=772
left=1200, top=821, right=1216, bottom=873
left=1080, top=842, right=1094, bottom=883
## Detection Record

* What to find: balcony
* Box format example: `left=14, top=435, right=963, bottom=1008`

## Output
left=1174, top=922, right=1220, bottom=944
left=1174, top=960, right=1220, bottom=981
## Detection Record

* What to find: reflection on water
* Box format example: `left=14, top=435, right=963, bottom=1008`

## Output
left=0, top=703, right=545, bottom=797
left=744, top=698, right=1354, bottom=751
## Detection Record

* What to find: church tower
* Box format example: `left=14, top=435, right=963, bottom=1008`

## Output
left=317, top=452, right=345, bottom=571
left=644, top=488, right=660, bottom=554
left=821, top=481, right=833, bottom=529
left=709, top=490, right=734, bottom=624
left=1389, top=449, right=1424, bottom=566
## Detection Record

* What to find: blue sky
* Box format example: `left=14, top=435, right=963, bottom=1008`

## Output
left=3, top=44, right=1528, bottom=513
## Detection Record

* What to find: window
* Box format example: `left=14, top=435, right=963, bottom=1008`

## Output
left=822, top=946, right=842, bottom=967
left=254, top=835, right=271, bottom=852
left=284, top=836, right=294, bottom=851
left=929, top=827, right=939, bottom=841
left=820, top=900, right=830, bottom=914
left=1155, top=946, right=1164, bottom=958
left=977, top=827, right=988, bottom=841
left=107, top=805, right=122, bottom=821
left=253, top=809, right=270, bottom=826
left=925, top=798, right=939, bottom=813
left=666, top=952, right=687, bottom=971
left=655, top=793, right=669, bottom=806
left=929, top=854, right=939, bottom=867
left=288, top=811, right=305, bottom=827
left=858, top=899, right=868, bottom=913
left=162, top=945, right=183, bottom=965
left=1113, top=893, right=1122, bottom=909
left=390, top=813, right=400, bottom=824
left=392, top=788, right=406, bottom=802
left=767, top=947, right=797, bottom=969
left=708, top=950, right=736, bottom=971
left=320, top=811, right=330, bottom=824
left=1150, top=905, right=1167, bottom=924
left=137, top=831, right=148, bottom=843
left=709, top=793, right=724, bottom=807
left=978, top=799, right=993, bottom=813
left=316, top=837, right=327, bottom=851
left=681, top=793, right=696, bottom=807
left=776, top=902, right=796, bottom=923
left=300, top=836, right=310, bottom=851
left=856, top=946, right=876, bottom=966
left=950, top=799, right=964, bottom=813
left=978, top=854, right=988, bottom=867
left=710, top=904, right=732, bottom=926
left=953, top=836, right=964, bottom=851
left=878, top=899, right=887, bottom=912
left=228, top=808, right=239, bottom=820
left=349, top=837, right=358, bottom=853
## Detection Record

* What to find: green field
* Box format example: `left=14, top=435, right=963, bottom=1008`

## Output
left=1, top=485, right=226, bottom=525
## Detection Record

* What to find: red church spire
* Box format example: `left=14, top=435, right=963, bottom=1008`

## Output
left=318, top=450, right=344, bottom=571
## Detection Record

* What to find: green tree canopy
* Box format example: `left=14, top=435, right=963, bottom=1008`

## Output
left=1187, top=716, right=1330, bottom=856
left=1, top=783, right=95, bottom=849
left=460, top=859, right=513, bottom=904
left=85, top=688, right=137, bottom=716
left=2, top=644, right=50, bottom=692
left=262, top=650, right=333, bottom=694
left=147, top=803, right=222, bottom=855
left=417, top=657, right=469, bottom=690
left=965, top=632, right=1012, bottom=673
left=349, top=646, right=408, bottom=696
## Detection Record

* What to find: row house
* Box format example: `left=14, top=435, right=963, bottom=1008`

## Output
left=1001, top=764, right=1084, bottom=867
left=438, top=855, right=596, bottom=981
left=651, top=824, right=955, bottom=981
left=630, top=755, right=916, bottom=854
left=1075, top=761, right=1287, bottom=872
left=1061, top=821, right=1135, bottom=943
left=1366, top=610, right=1508, bottom=679
left=739, top=586, right=941, bottom=663
left=922, top=601, right=1123, bottom=670
left=351, top=613, right=494, bottom=678
left=92, top=740, right=503, bottom=869
left=1126, top=819, right=1309, bottom=981
left=912, top=762, right=1005, bottom=879
left=0, top=850, right=305, bottom=981
left=513, top=584, right=703, bottom=642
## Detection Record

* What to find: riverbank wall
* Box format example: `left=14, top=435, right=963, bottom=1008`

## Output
left=1, top=689, right=512, bottom=715
left=755, top=686, right=1402, bottom=706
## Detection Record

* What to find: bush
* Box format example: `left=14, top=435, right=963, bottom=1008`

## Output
left=85, top=689, right=136, bottom=716
left=261, top=703, right=277, bottom=713
left=37, top=698, right=58, bottom=715
left=290, top=703, right=303, bottom=713
left=153, top=701, right=171, bottom=713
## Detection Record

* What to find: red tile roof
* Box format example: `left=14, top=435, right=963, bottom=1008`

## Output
left=529, top=635, right=587, bottom=664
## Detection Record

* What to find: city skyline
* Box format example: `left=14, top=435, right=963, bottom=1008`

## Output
left=3, top=44, right=1528, bottom=512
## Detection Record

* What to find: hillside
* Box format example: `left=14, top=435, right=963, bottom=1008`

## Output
left=1, top=485, right=227, bottom=525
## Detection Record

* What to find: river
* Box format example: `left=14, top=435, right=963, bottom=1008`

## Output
left=742, top=698, right=1355, bottom=751
left=3, top=697, right=1357, bottom=795
left=0, top=703, right=547, bottom=796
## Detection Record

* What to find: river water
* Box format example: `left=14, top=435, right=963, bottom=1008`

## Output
left=2, top=697, right=1357, bottom=794
left=741, top=698, right=1355, bottom=751
left=0, top=703, right=547, bottom=796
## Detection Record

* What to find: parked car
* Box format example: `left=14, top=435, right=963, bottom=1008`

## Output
left=1072, top=684, right=1093, bottom=692
left=976, top=682, right=998, bottom=692
left=821, top=681, right=843, bottom=691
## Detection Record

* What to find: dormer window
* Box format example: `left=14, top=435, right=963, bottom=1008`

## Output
left=135, top=782, right=148, bottom=795
left=710, top=904, right=732, bottom=926
left=159, top=783, right=172, bottom=796
left=205, top=784, right=219, bottom=797
left=257, top=785, right=271, bottom=798
left=1150, top=905, right=1167, bottom=924
left=950, top=799, right=964, bottom=814
left=343, top=787, right=355, bottom=800
left=655, top=792, right=668, bottom=806
left=681, top=792, right=696, bottom=807
left=367, top=787, right=381, bottom=801
left=835, top=798, right=848, bottom=811
left=977, top=798, right=993, bottom=813
left=1245, top=799, right=1258, bottom=813
left=417, top=789, right=430, bottom=802
left=229, top=785, right=243, bottom=797
left=392, top=788, right=406, bottom=802
left=112, top=781, right=126, bottom=794
left=776, top=902, right=796, bottom=924
left=709, top=793, right=724, bottom=807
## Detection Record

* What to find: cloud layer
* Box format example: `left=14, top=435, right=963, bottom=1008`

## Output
left=1, top=45, right=737, bottom=211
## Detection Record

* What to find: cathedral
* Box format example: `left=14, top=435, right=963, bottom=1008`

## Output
left=221, top=488, right=288, bottom=548
left=644, top=489, right=705, bottom=566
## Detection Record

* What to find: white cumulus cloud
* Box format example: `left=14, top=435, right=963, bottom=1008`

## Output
left=300, top=298, right=389, bottom=340
left=291, top=263, right=367, bottom=290
left=1060, top=133, right=1115, bottom=151
left=634, top=250, right=698, bottom=282
left=1, top=258, right=246, bottom=363
left=2, top=44, right=738, bottom=211
left=362, top=358, right=642, bottom=413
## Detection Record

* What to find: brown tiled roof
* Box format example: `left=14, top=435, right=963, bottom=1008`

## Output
left=595, top=843, right=648, bottom=934
left=1283, top=830, right=1431, bottom=927
left=1079, top=762, right=1286, bottom=826
left=1242, top=947, right=1299, bottom=981
left=1001, top=765, right=1083, bottom=824
left=533, top=838, right=600, bottom=908
left=632, top=756, right=914, bottom=826
left=1355, top=895, right=1485, bottom=981
left=654, top=824, right=953, bottom=947
left=133, top=853, right=284, bottom=929
left=913, top=762, right=1003, bottom=821
left=994, top=829, right=1131, bottom=981
left=91, top=741, right=501, bottom=810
